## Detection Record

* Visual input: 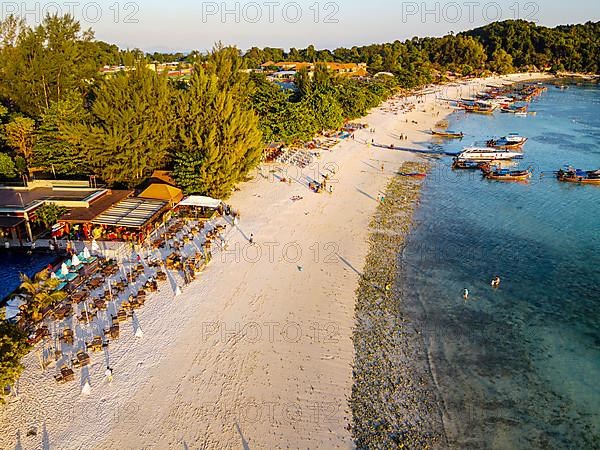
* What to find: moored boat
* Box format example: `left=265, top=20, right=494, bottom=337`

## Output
left=457, top=147, right=523, bottom=161
left=557, top=168, right=600, bottom=184
left=487, top=133, right=528, bottom=149
left=501, top=106, right=529, bottom=114
left=432, top=129, right=464, bottom=138
left=462, top=103, right=496, bottom=114
left=481, top=164, right=533, bottom=181
left=452, top=159, right=484, bottom=170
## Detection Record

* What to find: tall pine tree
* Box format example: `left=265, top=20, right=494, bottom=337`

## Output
left=173, top=49, right=262, bottom=198
left=66, top=65, right=175, bottom=186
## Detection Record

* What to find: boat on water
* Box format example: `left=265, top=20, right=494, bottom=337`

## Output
left=462, top=102, right=496, bottom=114
left=452, top=159, right=484, bottom=170
left=557, top=168, right=600, bottom=184
left=457, top=147, right=523, bottom=161
left=500, top=104, right=528, bottom=114
left=398, top=172, right=427, bottom=178
left=432, top=129, right=464, bottom=138
left=487, top=133, right=528, bottom=149
left=481, top=164, right=533, bottom=181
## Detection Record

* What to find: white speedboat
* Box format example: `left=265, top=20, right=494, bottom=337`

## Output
left=457, top=147, right=524, bottom=161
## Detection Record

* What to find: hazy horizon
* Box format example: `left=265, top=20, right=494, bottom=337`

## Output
left=4, top=1, right=600, bottom=53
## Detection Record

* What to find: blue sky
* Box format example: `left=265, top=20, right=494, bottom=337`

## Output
left=7, top=1, right=600, bottom=52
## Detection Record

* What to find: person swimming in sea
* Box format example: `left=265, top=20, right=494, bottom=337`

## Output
left=463, top=288, right=469, bottom=300
left=491, top=276, right=501, bottom=288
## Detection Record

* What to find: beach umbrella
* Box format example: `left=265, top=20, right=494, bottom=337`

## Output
left=175, top=286, right=182, bottom=297
left=72, top=254, right=81, bottom=267
left=135, top=326, right=144, bottom=338
left=8, top=296, right=26, bottom=309
left=4, top=306, right=20, bottom=320
left=83, top=247, right=91, bottom=260
left=81, top=381, right=92, bottom=396
left=91, top=239, right=100, bottom=254
left=61, top=263, right=69, bottom=276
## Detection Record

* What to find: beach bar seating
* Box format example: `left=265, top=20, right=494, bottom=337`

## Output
left=54, top=366, right=75, bottom=383
left=71, top=291, right=88, bottom=304
left=105, top=323, right=120, bottom=339
left=60, top=328, right=74, bottom=345
left=27, top=326, right=50, bottom=345
left=71, top=351, right=90, bottom=368
left=86, top=336, right=107, bottom=352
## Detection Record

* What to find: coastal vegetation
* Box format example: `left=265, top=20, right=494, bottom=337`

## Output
left=0, top=15, right=598, bottom=194
left=0, top=321, right=31, bottom=402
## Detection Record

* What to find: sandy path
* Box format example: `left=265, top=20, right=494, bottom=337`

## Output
left=0, top=73, right=548, bottom=450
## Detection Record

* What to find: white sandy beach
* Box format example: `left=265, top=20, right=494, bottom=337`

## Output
left=0, top=73, right=549, bottom=449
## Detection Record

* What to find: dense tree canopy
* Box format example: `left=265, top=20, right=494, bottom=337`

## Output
left=64, top=65, right=176, bottom=186
left=0, top=14, right=597, bottom=193
left=173, top=51, right=263, bottom=198
left=0, top=322, right=31, bottom=401
left=239, top=20, right=600, bottom=80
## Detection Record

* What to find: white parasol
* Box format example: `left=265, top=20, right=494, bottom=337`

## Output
left=72, top=254, right=81, bottom=267
left=81, top=381, right=92, bottom=396
left=135, top=326, right=144, bottom=338
left=91, top=239, right=100, bottom=254
left=83, top=247, right=91, bottom=260
left=61, top=263, right=69, bottom=276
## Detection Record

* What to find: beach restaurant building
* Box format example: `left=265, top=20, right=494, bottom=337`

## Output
left=0, top=180, right=121, bottom=245
left=56, top=183, right=182, bottom=243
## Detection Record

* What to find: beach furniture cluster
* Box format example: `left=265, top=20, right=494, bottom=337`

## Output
left=11, top=212, right=231, bottom=390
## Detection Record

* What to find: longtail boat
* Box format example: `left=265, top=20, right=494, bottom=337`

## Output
left=431, top=129, right=464, bottom=138
left=557, top=168, right=600, bottom=184
left=500, top=104, right=528, bottom=114
left=487, top=134, right=528, bottom=149
left=481, top=164, right=533, bottom=181
left=452, top=159, right=484, bottom=170
left=463, top=103, right=496, bottom=114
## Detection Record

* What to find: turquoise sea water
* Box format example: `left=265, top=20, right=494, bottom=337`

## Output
left=401, top=83, right=600, bottom=449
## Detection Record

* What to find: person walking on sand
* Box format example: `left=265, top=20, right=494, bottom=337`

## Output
left=249, top=234, right=255, bottom=246
left=105, top=366, right=113, bottom=383
left=381, top=163, right=385, bottom=172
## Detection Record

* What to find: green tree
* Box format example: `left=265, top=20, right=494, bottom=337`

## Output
left=0, top=14, right=98, bottom=118
left=19, top=271, right=66, bottom=323
left=4, top=116, right=37, bottom=168
left=489, top=49, right=515, bottom=74
left=0, top=321, right=31, bottom=402
left=173, top=64, right=263, bottom=198
left=33, top=94, right=89, bottom=175
left=306, top=90, right=344, bottom=131
left=0, top=153, right=16, bottom=178
left=65, top=65, right=175, bottom=185
left=33, top=203, right=67, bottom=229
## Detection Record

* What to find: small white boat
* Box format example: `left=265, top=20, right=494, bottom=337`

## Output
left=457, top=147, right=524, bottom=161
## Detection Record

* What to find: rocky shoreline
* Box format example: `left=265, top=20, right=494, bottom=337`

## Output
left=350, top=160, right=446, bottom=449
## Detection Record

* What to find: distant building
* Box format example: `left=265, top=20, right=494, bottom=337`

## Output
left=260, top=61, right=368, bottom=77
